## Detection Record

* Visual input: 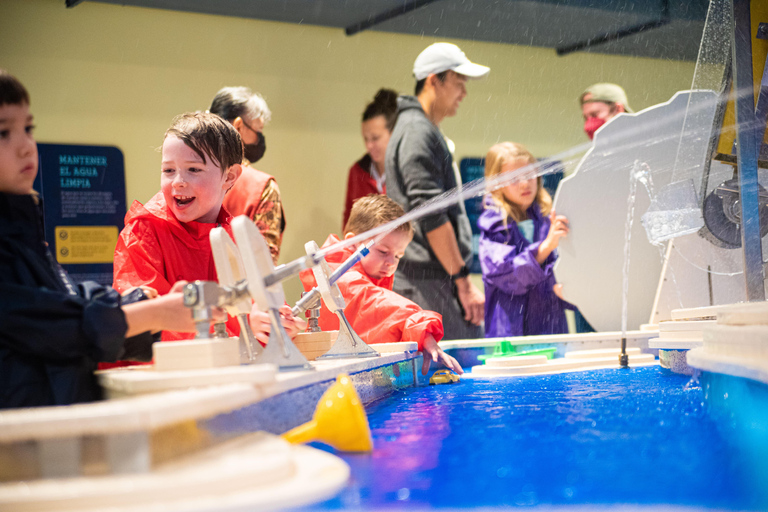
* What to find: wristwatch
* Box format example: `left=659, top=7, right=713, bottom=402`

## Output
left=450, top=265, right=470, bottom=281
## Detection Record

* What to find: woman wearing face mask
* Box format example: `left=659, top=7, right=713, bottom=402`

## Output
left=342, top=88, right=398, bottom=230
left=209, top=86, right=285, bottom=264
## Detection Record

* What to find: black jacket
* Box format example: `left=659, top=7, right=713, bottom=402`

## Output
left=0, top=192, right=152, bottom=409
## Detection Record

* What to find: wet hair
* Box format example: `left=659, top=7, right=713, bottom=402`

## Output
left=362, top=88, right=398, bottom=131
left=344, top=194, right=413, bottom=239
left=414, top=70, right=449, bottom=96
left=0, top=70, right=30, bottom=107
left=484, top=142, right=552, bottom=224
left=164, top=112, right=243, bottom=171
left=209, top=86, right=271, bottom=124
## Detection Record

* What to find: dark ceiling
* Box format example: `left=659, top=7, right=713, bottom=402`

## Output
left=80, top=0, right=709, bottom=61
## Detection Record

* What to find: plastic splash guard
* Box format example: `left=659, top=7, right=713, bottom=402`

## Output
left=292, top=366, right=765, bottom=510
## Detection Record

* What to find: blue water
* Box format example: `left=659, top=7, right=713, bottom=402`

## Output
left=298, top=366, right=765, bottom=510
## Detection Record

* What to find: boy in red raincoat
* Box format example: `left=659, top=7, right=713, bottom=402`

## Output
left=300, top=194, right=462, bottom=376
left=112, top=112, right=303, bottom=348
left=113, top=112, right=244, bottom=342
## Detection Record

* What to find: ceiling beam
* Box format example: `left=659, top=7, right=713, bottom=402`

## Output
left=345, top=0, right=443, bottom=36
left=556, top=0, right=670, bottom=56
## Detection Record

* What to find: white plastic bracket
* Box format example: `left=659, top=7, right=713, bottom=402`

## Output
left=305, top=241, right=378, bottom=359
left=232, top=216, right=311, bottom=371
left=210, top=227, right=261, bottom=361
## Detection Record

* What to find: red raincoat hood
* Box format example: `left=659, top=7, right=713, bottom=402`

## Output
left=113, top=192, right=239, bottom=343
left=125, top=192, right=233, bottom=248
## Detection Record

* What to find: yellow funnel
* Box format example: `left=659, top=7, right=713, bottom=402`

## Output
left=282, top=373, right=373, bottom=452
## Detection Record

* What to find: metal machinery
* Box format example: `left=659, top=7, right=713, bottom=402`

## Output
left=183, top=216, right=381, bottom=370
left=699, top=0, right=768, bottom=301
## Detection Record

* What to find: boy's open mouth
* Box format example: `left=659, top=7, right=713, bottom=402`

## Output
left=174, top=195, right=195, bottom=206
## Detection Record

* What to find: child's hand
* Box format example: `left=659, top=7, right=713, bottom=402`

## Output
left=168, top=280, right=227, bottom=323
left=546, top=209, right=569, bottom=246
left=122, top=285, right=158, bottom=300
left=124, top=283, right=211, bottom=336
left=537, top=210, right=569, bottom=264
left=553, top=283, right=565, bottom=300
left=279, top=305, right=307, bottom=339
left=421, top=335, right=463, bottom=376
left=249, top=308, right=271, bottom=345
left=248, top=304, right=307, bottom=345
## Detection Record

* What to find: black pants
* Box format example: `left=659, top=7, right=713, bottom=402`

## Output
left=393, top=269, right=484, bottom=341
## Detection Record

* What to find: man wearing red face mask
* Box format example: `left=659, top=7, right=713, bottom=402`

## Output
left=579, top=83, right=633, bottom=140
left=570, top=83, right=633, bottom=335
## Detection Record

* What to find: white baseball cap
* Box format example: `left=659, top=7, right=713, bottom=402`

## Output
left=413, top=42, right=490, bottom=81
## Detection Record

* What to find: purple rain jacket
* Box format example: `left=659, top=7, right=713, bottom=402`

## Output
left=478, top=200, right=573, bottom=338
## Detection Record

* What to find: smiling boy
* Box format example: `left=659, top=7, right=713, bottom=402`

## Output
left=300, top=194, right=462, bottom=375
left=112, top=112, right=244, bottom=341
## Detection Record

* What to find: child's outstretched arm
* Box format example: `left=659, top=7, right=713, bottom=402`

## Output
left=122, top=281, right=202, bottom=337
left=421, top=334, right=463, bottom=376
left=536, top=209, right=569, bottom=264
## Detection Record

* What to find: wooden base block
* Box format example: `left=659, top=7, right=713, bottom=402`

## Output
left=153, top=338, right=240, bottom=371
left=370, top=342, right=418, bottom=353
left=293, top=331, right=337, bottom=360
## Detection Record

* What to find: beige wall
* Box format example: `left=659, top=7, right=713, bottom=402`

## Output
left=0, top=0, right=695, bottom=301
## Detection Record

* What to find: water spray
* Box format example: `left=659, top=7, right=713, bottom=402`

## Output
left=292, top=238, right=377, bottom=316
left=316, top=87, right=745, bottom=262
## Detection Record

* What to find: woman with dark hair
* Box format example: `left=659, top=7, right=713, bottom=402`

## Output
left=209, top=86, right=285, bottom=264
left=342, top=88, right=398, bottom=229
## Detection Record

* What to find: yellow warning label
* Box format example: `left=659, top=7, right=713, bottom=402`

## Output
left=54, top=226, right=118, bottom=264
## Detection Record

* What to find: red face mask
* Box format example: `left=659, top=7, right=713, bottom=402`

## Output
left=584, top=117, right=606, bottom=140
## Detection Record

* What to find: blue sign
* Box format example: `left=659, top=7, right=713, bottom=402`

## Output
left=34, top=143, right=126, bottom=286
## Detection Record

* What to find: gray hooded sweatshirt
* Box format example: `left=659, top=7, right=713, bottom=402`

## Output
left=385, top=95, right=473, bottom=277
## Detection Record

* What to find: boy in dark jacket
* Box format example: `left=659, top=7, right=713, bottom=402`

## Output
left=0, top=70, right=198, bottom=408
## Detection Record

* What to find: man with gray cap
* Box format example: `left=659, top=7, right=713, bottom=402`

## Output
left=385, top=42, right=489, bottom=340
left=580, top=83, right=633, bottom=140
left=572, top=82, right=633, bottom=335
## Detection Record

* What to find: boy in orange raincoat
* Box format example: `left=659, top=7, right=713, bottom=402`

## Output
left=300, top=194, right=462, bottom=376
left=112, top=113, right=302, bottom=347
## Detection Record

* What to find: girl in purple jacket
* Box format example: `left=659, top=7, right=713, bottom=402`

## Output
left=478, top=142, right=572, bottom=338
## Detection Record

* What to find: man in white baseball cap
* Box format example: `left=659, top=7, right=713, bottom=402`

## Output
left=413, top=42, right=490, bottom=81
left=385, top=42, right=489, bottom=340
left=411, top=42, right=490, bottom=123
